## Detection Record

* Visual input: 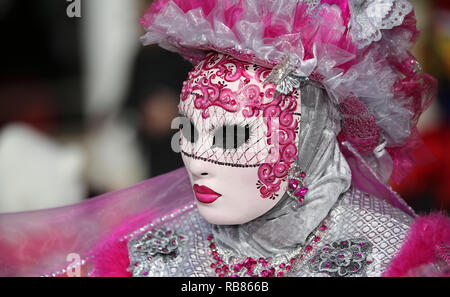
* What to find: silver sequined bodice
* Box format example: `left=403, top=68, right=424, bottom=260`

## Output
left=127, top=187, right=413, bottom=277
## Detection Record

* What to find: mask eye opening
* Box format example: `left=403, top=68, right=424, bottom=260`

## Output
left=212, top=124, right=251, bottom=150
left=179, top=115, right=198, bottom=144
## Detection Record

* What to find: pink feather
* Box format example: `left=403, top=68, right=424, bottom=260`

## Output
left=383, top=213, right=450, bottom=277
left=91, top=209, right=157, bottom=277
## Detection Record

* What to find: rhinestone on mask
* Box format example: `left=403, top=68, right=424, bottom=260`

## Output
left=286, top=163, right=308, bottom=210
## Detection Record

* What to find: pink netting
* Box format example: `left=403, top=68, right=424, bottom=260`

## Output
left=0, top=168, right=194, bottom=277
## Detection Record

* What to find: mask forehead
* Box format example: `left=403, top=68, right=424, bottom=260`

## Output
left=179, top=52, right=275, bottom=118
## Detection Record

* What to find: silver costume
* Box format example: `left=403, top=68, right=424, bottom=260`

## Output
left=127, top=85, right=413, bottom=277
left=128, top=186, right=412, bottom=277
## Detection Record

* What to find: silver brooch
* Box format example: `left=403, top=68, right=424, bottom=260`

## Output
left=264, top=46, right=317, bottom=98
left=264, top=54, right=309, bottom=98
left=309, top=238, right=373, bottom=277
left=128, top=229, right=188, bottom=277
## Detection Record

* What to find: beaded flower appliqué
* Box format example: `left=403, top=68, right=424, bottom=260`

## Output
left=128, top=229, right=188, bottom=277
left=309, top=238, right=373, bottom=277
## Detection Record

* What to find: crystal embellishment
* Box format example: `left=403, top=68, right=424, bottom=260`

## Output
left=207, top=221, right=329, bottom=277
left=128, top=229, right=188, bottom=277
left=309, top=238, right=373, bottom=277
left=286, top=163, right=308, bottom=210
left=264, top=54, right=310, bottom=98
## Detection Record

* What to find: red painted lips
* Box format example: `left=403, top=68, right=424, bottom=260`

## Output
left=193, top=184, right=222, bottom=204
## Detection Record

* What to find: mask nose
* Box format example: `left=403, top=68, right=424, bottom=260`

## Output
left=183, top=156, right=212, bottom=179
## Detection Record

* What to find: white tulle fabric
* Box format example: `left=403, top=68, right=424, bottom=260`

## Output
left=349, top=0, right=413, bottom=48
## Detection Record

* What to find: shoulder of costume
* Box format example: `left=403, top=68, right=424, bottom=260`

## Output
left=89, top=202, right=196, bottom=277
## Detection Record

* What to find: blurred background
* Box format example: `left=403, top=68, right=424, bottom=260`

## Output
left=0, top=0, right=448, bottom=214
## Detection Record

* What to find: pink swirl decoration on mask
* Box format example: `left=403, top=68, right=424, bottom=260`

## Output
left=181, top=52, right=253, bottom=119
left=182, top=52, right=299, bottom=200
left=257, top=93, right=299, bottom=199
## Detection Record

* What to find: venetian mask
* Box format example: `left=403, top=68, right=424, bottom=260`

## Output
left=177, top=52, right=301, bottom=225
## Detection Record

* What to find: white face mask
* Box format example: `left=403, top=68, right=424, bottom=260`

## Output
left=178, top=52, right=301, bottom=225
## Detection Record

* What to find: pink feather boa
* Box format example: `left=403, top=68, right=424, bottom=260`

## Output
left=90, top=210, right=159, bottom=277
left=383, top=213, right=450, bottom=277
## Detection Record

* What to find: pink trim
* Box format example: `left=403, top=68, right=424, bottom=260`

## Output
left=383, top=213, right=450, bottom=277
left=89, top=209, right=158, bottom=277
